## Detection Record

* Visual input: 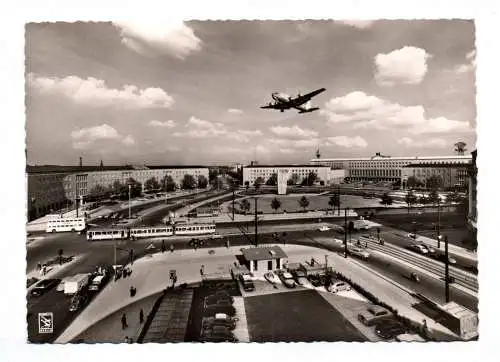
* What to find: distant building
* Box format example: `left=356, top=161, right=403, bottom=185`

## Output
left=27, top=165, right=209, bottom=221
left=240, top=245, right=288, bottom=273
left=468, top=150, right=477, bottom=231
left=402, top=162, right=470, bottom=189
left=310, top=153, right=472, bottom=184
left=243, top=165, right=345, bottom=187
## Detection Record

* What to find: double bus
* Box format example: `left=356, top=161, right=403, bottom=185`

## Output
left=46, top=216, right=87, bottom=233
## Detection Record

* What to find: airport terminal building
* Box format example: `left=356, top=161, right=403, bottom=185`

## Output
left=242, top=165, right=345, bottom=187
left=310, top=153, right=472, bottom=184
left=27, top=165, right=209, bottom=221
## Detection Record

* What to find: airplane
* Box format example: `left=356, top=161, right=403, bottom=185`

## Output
left=260, top=88, right=326, bottom=114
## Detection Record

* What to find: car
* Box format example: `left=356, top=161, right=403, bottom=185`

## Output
left=210, top=290, right=234, bottom=301
left=277, top=271, right=296, bottom=288
left=375, top=321, right=407, bottom=340
left=199, top=332, right=238, bottom=343
left=238, top=274, right=255, bottom=292
left=69, top=293, right=89, bottom=312
left=408, top=233, right=417, bottom=240
left=30, top=278, right=60, bottom=297
left=318, top=225, right=331, bottom=232
left=395, top=333, right=426, bottom=342
left=264, top=272, right=278, bottom=284
left=348, top=247, right=371, bottom=260
left=204, top=298, right=233, bottom=309
left=211, top=233, right=223, bottom=239
left=292, top=270, right=313, bottom=287
left=433, top=253, right=457, bottom=265
left=421, top=244, right=436, bottom=254
left=326, top=281, right=351, bottom=293
left=408, top=244, right=428, bottom=255
left=204, top=304, right=236, bottom=317
left=88, top=274, right=109, bottom=291
left=203, top=318, right=237, bottom=331
left=357, top=305, right=392, bottom=326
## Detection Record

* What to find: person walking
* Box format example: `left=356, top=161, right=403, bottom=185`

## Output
left=139, top=309, right=144, bottom=324
left=121, top=313, right=128, bottom=330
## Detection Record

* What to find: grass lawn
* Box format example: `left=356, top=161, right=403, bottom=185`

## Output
left=238, top=194, right=388, bottom=214
left=244, top=290, right=366, bottom=342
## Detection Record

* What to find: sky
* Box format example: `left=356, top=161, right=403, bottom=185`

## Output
left=25, top=20, right=476, bottom=166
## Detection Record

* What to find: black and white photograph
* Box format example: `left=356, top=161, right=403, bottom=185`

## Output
left=22, top=18, right=480, bottom=345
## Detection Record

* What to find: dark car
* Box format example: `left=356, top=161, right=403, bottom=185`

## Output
left=203, top=318, right=236, bottom=331
left=204, top=304, right=236, bottom=317
left=199, top=333, right=238, bottom=343
left=238, top=274, right=255, bottom=292
left=201, top=325, right=233, bottom=336
left=69, top=293, right=89, bottom=312
left=375, top=321, right=407, bottom=340
left=30, top=278, right=60, bottom=297
left=205, top=295, right=234, bottom=306
left=205, top=298, right=233, bottom=309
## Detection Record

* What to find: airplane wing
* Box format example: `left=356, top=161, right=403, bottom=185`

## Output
left=293, top=88, right=326, bottom=105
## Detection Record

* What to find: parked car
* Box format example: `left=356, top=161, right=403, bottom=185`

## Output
left=88, top=274, right=109, bottom=292
left=199, top=330, right=238, bottom=343
left=69, top=293, right=89, bottom=312
left=204, top=304, right=236, bottom=317
left=201, top=325, right=234, bottom=336
left=318, top=225, right=331, bottom=232
left=264, top=272, right=278, bottom=284
left=292, top=270, right=313, bottom=287
left=277, top=271, right=296, bottom=288
left=408, top=233, right=417, bottom=239
left=210, top=290, right=234, bottom=301
left=357, top=305, right=392, bottom=326
left=375, top=321, right=407, bottom=340
left=205, top=298, right=233, bottom=309
left=326, top=281, right=351, bottom=293
left=421, top=244, right=436, bottom=254
left=30, top=279, right=60, bottom=297
left=433, top=253, right=457, bottom=265
left=407, top=244, right=428, bottom=255
left=348, top=247, right=371, bottom=260
left=395, top=333, right=426, bottom=342
left=238, top=274, right=255, bottom=292
left=202, top=318, right=236, bottom=331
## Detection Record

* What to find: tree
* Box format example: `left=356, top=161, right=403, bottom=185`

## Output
left=89, top=184, right=107, bottom=199
left=407, top=176, right=423, bottom=189
left=328, top=193, right=340, bottom=215
left=418, top=195, right=429, bottom=205
left=126, top=177, right=142, bottom=198
left=270, top=197, right=281, bottom=213
left=112, top=180, right=124, bottom=194
left=197, top=175, right=208, bottom=189
left=404, top=191, right=417, bottom=213
left=428, top=190, right=441, bottom=205
left=348, top=221, right=354, bottom=243
left=144, top=177, right=161, bottom=192
left=266, top=173, right=278, bottom=186
left=209, top=168, right=218, bottom=184
left=454, top=141, right=467, bottom=156
left=254, top=177, right=265, bottom=191
left=299, top=196, right=310, bottom=212
left=163, top=175, right=177, bottom=192
left=240, top=199, right=251, bottom=215
left=244, top=181, right=250, bottom=191
left=446, top=192, right=462, bottom=204
left=380, top=192, right=393, bottom=207
left=426, top=175, right=444, bottom=191
left=181, top=174, right=197, bottom=190
left=301, top=172, right=318, bottom=186
left=288, top=173, right=300, bottom=185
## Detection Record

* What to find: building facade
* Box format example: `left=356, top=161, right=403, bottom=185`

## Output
left=401, top=163, right=470, bottom=189
left=310, top=153, right=472, bottom=184
left=468, top=150, right=477, bottom=231
left=27, top=165, right=209, bottom=221
left=242, top=165, right=345, bottom=186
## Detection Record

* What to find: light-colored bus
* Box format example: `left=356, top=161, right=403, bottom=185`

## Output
left=46, top=216, right=86, bottom=233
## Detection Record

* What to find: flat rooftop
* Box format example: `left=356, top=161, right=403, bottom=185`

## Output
left=241, top=246, right=288, bottom=261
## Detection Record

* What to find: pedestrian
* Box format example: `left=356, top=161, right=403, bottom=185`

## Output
left=124, top=336, right=130, bottom=343
left=422, top=319, right=429, bottom=338
left=200, top=265, right=205, bottom=276
left=121, top=313, right=128, bottom=329
left=139, top=308, right=144, bottom=324
left=129, top=286, right=134, bottom=297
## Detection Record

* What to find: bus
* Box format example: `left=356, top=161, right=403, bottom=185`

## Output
left=46, top=216, right=87, bottom=233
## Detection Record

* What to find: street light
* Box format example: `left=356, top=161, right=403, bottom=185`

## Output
left=437, top=201, right=441, bottom=248
left=128, top=184, right=132, bottom=219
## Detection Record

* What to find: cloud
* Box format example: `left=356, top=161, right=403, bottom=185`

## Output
left=238, top=129, right=263, bottom=136
left=397, top=137, right=447, bottom=148
left=269, top=138, right=320, bottom=149
left=149, top=120, right=176, bottom=128
left=374, top=46, right=431, bottom=86
left=326, top=136, right=368, bottom=148
left=269, top=125, right=318, bottom=139
left=455, top=49, right=476, bottom=74
left=70, top=124, right=134, bottom=150
left=337, top=20, right=375, bottom=29
left=322, top=91, right=472, bottom=134
left=172, top=116, right=259, bottom=142
left=122, top=135, right=136, bottom=146
left=228, top=108, right=243, bottom=115
left=113, top=21, right=202, bottom=59
left=29, top=73, right=174, bottom=109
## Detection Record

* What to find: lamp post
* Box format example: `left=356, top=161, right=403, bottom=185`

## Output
left=128, top=184, right=132, bottom=219
left=437, top=202, right=441, bottom=248
left=344, top=208, right=348, bottom=258
left=254, top=197, right=258, bottom=247
left=444, top=235, right=450, bottom=303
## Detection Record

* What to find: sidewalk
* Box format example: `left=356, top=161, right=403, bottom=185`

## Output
left=56, top=243, right=459, bottom=343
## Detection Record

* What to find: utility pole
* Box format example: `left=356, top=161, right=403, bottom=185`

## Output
left=254, top=197, right=258, bottom=247
left=437, top=202, right=441, bottom=248
left=128, top=184, right=132, bottom=219
left=344, top=208, right=348, bottom=258
left=75, top=198, right=79, bottom=218
left=232, top=187, right=235, bottom=221
left=445, top=235, right=450, bottom=303
left=113, top=239, right=117, bottom=279
left=324, top=254, right=329, bottom=273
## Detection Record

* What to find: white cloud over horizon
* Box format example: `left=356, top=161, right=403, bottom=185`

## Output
left=113, top=21, right=202, bottom=59
left=269, top=125, right=318, bottom=139
left=337, top=20, right=375, bottom=29
left=374, top=46, right=431, bottom=86
left=149, top=120, right=176, bottom=128
left=326, top=136, right=368, bottom=148
left=455, top=50, right=476, bottom=74
left=322, top=91, right=472, bottom=134
left=397, top=137, right=447, bottom=148
left=28, top=73, right=174, bottom=109
left=227, top=108, right=244, bottom=115
left=70, top=124, right=133, bottom=150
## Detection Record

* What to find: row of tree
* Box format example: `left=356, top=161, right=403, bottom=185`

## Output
left=88, top=174, right=209, bottom=200
left=244, top=171, right=323, bottom=191
left=238, top=194, right=342, bottom=214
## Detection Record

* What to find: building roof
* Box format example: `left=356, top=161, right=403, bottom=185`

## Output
left=241, top=245, right=288, bottom=261
left=403, top=162, right=471, bottom=168
left=310, top=155, right=473, bottom=162
left=244, top=164, right=331, bottom=169
left=26, top=165, right=208, bottom=174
